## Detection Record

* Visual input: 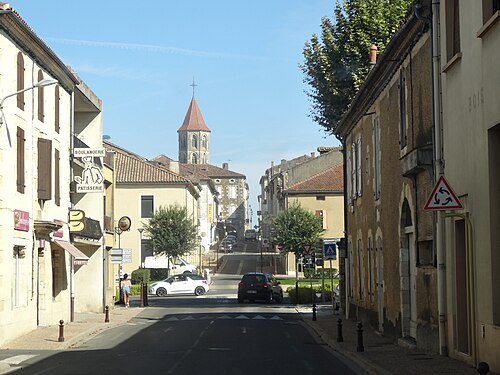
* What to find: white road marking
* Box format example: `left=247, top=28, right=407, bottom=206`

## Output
left=0, top=355, right=37, bottom=365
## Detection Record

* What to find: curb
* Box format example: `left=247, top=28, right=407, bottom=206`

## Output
left=296, top=307, right=392, bottom=375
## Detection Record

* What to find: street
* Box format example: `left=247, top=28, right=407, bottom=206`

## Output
left=1, top=242, right=366, bottom=375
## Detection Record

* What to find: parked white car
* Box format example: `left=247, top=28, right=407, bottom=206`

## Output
left=143, top=256, right=197, bottom=275
left=149, top=274, right=209, bottom=296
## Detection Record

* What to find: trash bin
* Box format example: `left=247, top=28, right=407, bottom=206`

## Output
left=203, top=268, right=211, bottom=284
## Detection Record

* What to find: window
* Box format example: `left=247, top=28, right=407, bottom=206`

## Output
left=181, top=133, right=187, bottom=148
left=229, top=185, right=237, bottom=199
left=37, top=138, right=52, bottom=200
left=358, top=239, right=364, bottom=299
left=368, top=237, right=375, bottom=304
left=399, top=69, right=407, bottom=148
left=54, top=86, right=60, bottom=133
left=202, top=135, right=207, bottom=148
left=37, top=70, right=44, bottom=122
left=316, top=196, right=326, bottom=201
left=141, top=195, right=154, bottom=218
left=191, top=153, right=198, bottom=164
left=51, top=247, right=64, bottom=298
left=16, top=127, right=25, bottom=193
left=373, top=117, right=381, bottom=199
left=192, top=134, right=198, bottom=148
left=352, top=138, right=363, bottom=197
left=445, top=0, right=461, bottom=61
left=315, top=210, right=327, bottom=229
left=55, top=148, right=60, bottom=206
left=17, top=52, right=24, bottom=110
left=482, top=0, right=500, bottom=23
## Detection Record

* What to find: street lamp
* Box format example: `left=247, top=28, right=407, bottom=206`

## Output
left=0, top=78, right=58, bottom=127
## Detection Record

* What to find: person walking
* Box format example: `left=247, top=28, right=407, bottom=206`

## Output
left=121, top=273, right=131, bottom=308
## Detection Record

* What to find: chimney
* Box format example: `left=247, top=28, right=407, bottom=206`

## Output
left=370, top=44, right=377, bottom=68
left=169, top=161, right=179, bottom=174
left=222, top=162, right=228, bottom=170
left=0, top=3, right=11, bottom=10
left=310, top=152, right=316, bottom=158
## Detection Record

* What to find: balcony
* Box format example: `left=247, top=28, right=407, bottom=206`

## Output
left=400, top=145, right=433, bottom=177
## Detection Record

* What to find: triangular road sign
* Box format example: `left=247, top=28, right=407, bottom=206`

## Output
left=424, top=176, right=463, bottom=211
left=302, top=244, right=312, bottom=255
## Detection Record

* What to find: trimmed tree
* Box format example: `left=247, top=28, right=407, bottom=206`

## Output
left=143, top=204, right=198, bottom=268
left=301, top=0, right=412, bottom=133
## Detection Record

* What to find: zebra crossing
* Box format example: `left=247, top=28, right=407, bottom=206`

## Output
left=164, top=314, right=285, bottom=321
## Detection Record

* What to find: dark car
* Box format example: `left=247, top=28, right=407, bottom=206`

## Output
left=237, top=272, right=283, bottom=303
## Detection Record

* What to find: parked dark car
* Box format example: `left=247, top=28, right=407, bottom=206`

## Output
left=237, top=272, right=283, bottom=303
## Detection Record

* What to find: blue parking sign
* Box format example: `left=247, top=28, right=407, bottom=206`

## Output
left=323, top=243, right=337, bottom=260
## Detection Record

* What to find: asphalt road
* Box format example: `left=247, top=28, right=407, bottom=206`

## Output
left=4, top=241, right=366, bottom=375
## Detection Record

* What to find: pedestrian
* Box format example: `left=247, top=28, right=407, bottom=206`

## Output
left=121, top=273, right=131, bottom=308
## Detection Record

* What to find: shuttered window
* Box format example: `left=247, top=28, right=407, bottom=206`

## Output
left=141, top=195, right=154, bottom=218
left=16, top=127, right=25, bottom=193
left=54, top=85, right=60, bottom=133
left=445, top=0, right=461, bottom=60
left=37, top=71, right=44, bottom=122
left=17, top=53, right=24, bottom=110
left=55, top=148, right=60, bottom=206
left=37, top=138, right=52, bottom=200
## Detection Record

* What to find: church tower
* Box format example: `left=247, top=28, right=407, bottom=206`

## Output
left=177, top=96, right=211, bottom=164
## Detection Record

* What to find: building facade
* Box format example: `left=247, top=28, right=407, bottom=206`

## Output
left=334, top=2, right=437, bottom=351
left=439, top=0, right=500, bottom=370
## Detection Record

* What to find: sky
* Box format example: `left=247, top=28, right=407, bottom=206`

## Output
left=12, top=1, right=340, bottom=222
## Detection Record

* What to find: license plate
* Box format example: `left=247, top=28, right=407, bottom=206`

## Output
left=247, top=290, right=257, bottom=294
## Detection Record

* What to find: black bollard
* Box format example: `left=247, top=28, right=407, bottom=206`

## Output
left=104, top=305, right=110, bottom=323
left=58, top=320, right=65, bottom=342
left=337, top=318, right=344, bottom=342
left=140, top=282, right=144, bottom=308
left=312, top=304, right=317, bottom=321
left=144, top=283, right=148, bottom=306
left=477, top=362, right=490, bottom=374
left=356, top=321, right=364, bottom=352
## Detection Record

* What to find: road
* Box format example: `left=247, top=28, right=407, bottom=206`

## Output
left=3, top=241, right=366, bottom=375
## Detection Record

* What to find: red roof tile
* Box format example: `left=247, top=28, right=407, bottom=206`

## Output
left=177, top=97, right=210, bottom=132
left=285, top=164, right=344, bottom=193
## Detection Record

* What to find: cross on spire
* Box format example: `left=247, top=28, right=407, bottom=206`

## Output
left=190, top=77, right=198, bottom=97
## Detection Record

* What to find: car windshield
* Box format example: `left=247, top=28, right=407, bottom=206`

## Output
left=242, top=274, right=266, bottom=284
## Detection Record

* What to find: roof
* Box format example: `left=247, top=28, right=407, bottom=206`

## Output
left=180, top=163, right=246, bottom=179
left=284, top=164, right=344, bottom=194
left=177, top=97, right=211, bottom=133
left=104, top=141, right=189, bottom=184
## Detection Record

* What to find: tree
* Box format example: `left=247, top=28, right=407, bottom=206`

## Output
left=271, top=203, right=324, bottom=256
left=301, top=0, right=412, bottom=133
left=143, top=204, right=198, bottom=260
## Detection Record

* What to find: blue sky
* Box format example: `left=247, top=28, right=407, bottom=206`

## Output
left=13, top=1, right=340, bottom=219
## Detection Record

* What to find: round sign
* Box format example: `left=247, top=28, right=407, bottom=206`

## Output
left=118, top=216, right=131, bottom=231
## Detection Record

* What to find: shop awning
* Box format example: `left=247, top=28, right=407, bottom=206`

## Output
left=53, top=240, right=89, bottom=265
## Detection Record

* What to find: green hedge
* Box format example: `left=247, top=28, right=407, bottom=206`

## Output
left=131, top=268, right=150, bottom=285
left=287, top=285, right=335, bottom=304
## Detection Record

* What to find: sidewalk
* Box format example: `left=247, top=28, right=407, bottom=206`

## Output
left=1, top=304, right=144, bottom=351
left=297, top=303, right=496, bottom=375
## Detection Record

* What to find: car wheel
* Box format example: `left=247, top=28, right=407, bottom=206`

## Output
left=156, top=287, right=167, bottom=297
left=275, top=292, right=283, bottom=303
left=194, top=286, right=205, bottom=296
left=267, top=293, right=273, bottom=303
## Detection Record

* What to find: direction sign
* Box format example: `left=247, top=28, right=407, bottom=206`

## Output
left=324, top=243, right=337, bottom=260
left=122, top=248, right=132, bottom=264
left=424, top=176, right=463, bottom=211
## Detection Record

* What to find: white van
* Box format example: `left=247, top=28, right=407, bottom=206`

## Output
left=144, top=256, right=196, bottom=275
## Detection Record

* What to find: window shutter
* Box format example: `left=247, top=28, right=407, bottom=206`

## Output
left=356, top=138, right=362, bottom=196
left=351, top=143, right=356, bottom=198
left=16, top=127, right=25, bottom=193
left=55, top=148, right=60, bottom=206
left=37, top=71, right=44, bottom=122
left=55, top=86, right=60, bottom=133
left=37, top=138, right=52, bottom=200
left=17, top=53, right=24, bottom=110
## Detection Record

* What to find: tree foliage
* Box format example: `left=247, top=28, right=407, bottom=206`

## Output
left=271, top=203, right=324, bottom=255
left=301, top=0, right=412, bottom=133
left=143, top=204, right=198, bottom=259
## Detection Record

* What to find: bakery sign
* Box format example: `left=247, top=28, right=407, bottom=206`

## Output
left=14, top=209, right=29, bottom=231
left=74, top=148, right=105, bottom=193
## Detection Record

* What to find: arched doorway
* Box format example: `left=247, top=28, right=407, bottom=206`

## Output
left=400, top=198, right=417, bottom=340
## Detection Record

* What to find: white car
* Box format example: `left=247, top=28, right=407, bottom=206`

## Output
left=149, top=273, right=209, bottom=297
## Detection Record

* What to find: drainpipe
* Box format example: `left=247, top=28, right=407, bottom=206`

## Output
left=430, top=0, right=448, bottom=356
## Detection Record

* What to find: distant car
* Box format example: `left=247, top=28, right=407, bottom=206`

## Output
left=149, top=274, right=209, bottom=297
left=225, top=234, right=237, bottom=244
left=219, top=240, right=233, bottom=253
left=244, top=229, right=257, bottom=241
left=237, top=272, right=283, bottom=303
